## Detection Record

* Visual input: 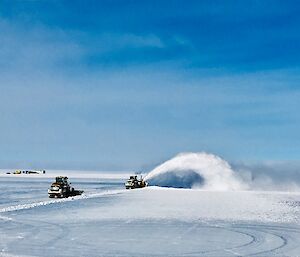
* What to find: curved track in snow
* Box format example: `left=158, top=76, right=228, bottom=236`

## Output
left=146, top=222, right=299, bottom=257
left=1, top=218, right=299, bottom=256
left=190, top=223, right=297, bottom=257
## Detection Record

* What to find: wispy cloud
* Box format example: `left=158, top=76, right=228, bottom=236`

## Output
left=1, top=2, right=300, bottom=170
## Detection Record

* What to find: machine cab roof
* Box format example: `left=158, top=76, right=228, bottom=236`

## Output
left=55, top=176, right=68, bottom=184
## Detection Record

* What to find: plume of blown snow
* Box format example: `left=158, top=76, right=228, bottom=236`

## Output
left=144, top=152, right=247, bottom=191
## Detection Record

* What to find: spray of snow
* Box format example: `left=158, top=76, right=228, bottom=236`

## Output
left=144, top=152, right=247, bottom=191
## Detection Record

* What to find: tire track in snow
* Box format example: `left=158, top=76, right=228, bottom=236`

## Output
left=0, top=189, right=125, bottom=214
left=243, top=226, right=288, bottom=256
left=182, top=224, right=257, bottom=256
left=176, top=223, right=300, bottom=257
left=228, top=224, right=299, bottom=257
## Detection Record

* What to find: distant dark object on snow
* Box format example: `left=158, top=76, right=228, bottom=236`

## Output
left=48, top=176, right=83, bottom=198
left=125, top=175, right=148, bottom=189
left=11, top=170, right=46, bottom=175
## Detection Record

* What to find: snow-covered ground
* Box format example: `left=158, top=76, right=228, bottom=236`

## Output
left=0, top=172, right=300, bottom=257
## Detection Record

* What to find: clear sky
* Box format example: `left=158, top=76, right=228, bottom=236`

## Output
left=0, top=0, right=300, bottom=170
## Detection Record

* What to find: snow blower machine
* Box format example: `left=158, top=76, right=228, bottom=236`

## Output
left=48, top=176, right=84, bottom=198
left=125, top=175, right=148, bottom=189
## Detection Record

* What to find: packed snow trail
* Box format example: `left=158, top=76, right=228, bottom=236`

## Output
left=0, top=189, right=125, bottom=214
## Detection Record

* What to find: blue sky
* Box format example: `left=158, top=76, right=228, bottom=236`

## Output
left=0, top=0, right=300, bottom=170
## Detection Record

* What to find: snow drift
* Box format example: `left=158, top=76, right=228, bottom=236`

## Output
left=144, top=152, right=246, bottom=190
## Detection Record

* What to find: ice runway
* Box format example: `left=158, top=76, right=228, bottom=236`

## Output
left=0, top=175, right=300, bottom=257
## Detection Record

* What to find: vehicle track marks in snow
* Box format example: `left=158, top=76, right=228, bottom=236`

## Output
left=0, top=189, right=125, bottom=214
left=173, top=222, right=300, bottom=257
left=230, top=224, right=299, bottom=257
left=182, top=223, right=257, bottom=256
left=242, top=225, right=289, bottom=256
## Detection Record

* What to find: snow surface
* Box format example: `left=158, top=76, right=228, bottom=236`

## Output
left=0, top=173, right=300, bottom=257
